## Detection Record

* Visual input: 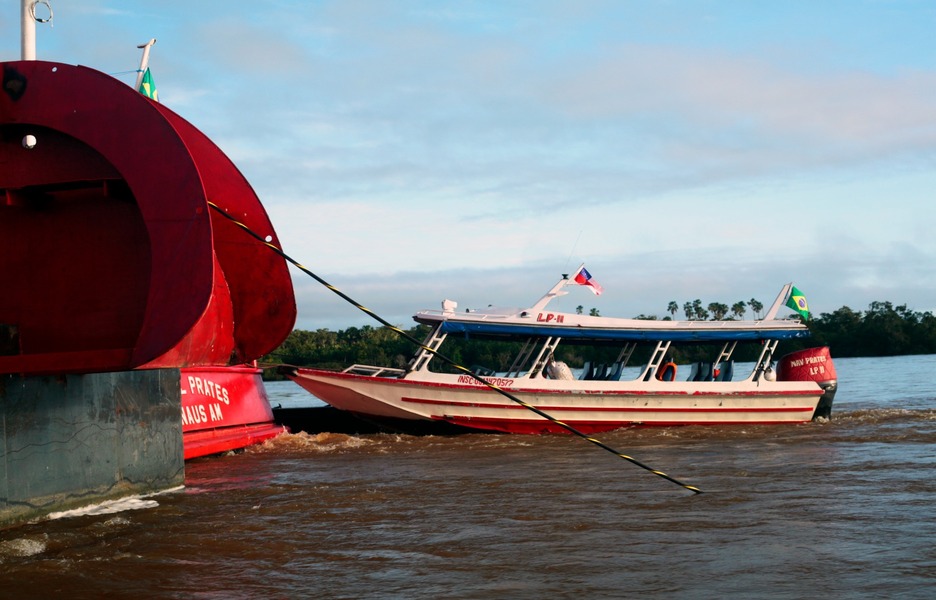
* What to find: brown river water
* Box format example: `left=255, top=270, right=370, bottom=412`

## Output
left=1, top=355, right=935, bottom=599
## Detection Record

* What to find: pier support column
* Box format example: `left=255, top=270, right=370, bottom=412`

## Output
left=0, top=369, right=183, bottom=528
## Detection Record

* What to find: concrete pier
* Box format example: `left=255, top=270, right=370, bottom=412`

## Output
left=0, top=369, right=184, bottom=528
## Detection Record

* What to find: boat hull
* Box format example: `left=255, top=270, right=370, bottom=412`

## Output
left=283, top=357, right=832, bottom=435
left=181, top=366, right=285, bottom=459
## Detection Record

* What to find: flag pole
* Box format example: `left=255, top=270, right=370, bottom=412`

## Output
left=21, top=0, right=36, bottom=60
left=134, top=38, right=157, bottom=90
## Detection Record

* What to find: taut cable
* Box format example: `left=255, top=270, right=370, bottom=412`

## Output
left=208, top=201, right=702, bottom=494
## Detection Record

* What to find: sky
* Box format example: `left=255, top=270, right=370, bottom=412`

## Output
left=5, top=1, right=936, bottom=331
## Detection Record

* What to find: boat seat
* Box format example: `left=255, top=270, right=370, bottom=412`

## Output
left=688, top=362, right=700, bottom=381
left=715, top=361, right=734, bottom=382
left=579, top=361, right=593, bottom=380
left=605, top=362, right=624, bottom=381
left=690, top=362, right=714, bottom=381
left=592, top=363, right=608, bottom=380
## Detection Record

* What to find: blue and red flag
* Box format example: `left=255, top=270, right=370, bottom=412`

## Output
left=573, top=266, right=603, bottom=295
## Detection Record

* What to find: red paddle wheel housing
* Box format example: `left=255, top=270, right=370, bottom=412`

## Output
left=0, top=61, right=296, bottom=375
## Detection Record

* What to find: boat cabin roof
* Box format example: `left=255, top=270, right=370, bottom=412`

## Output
left=413, top=313, right=809, bottom=343
left=412, top=277, right=810, bottom=343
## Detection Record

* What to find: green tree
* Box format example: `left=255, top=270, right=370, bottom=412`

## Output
left=807, top=306, right=861, bottom=356
left=749, top=298, right=764, bottom=319
left=707, top=302, right=729, bottom=320
left=731, top=301, right=747, bottom=320
left=667, top=301, right=679, bottom=318
left=860, top=301, right=910, bottom=356
left=692, top=299, right=709, bottom=321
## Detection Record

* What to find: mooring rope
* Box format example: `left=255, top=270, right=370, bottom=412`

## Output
left=208, top=201, right=702, bottom=494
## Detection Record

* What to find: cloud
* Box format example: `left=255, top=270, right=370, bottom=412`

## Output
left=8, top=1, right=936, bottom=331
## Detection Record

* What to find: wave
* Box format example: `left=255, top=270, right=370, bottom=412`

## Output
left=246, top=407, right=936, bottom=455
left=0, top=536, right=47, bottom=560
left=46, top=495, right=169, bottom=521
left=832, top=407, right=936, bottom=425
left=249, top=430, right=375, bottom=453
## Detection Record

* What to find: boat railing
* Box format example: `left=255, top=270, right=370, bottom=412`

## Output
left=342, top=364, right=406, bottom=378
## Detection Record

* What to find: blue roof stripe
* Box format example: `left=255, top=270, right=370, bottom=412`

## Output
left=437, top=321, right=811, bottom=342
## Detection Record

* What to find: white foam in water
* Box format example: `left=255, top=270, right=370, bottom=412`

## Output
left=46, top=486, right=184, bottom=521
left=1, top=537, right=47, bottom=558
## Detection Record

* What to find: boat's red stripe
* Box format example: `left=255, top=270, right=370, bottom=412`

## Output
left=436, top=415, right=811, bottom=434
left=299, top=369, right=817, bottom=398
left=401, top=396, right=814, bottom=414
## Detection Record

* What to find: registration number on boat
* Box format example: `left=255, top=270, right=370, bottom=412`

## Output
left=457, top=375, right=515, bottom=388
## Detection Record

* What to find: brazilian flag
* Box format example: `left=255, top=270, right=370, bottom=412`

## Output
left=786, top=285, right=809, bottom=321
left=138, top=68, right=158, bottom=102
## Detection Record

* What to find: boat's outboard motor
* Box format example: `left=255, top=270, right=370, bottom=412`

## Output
left=813, top=380, right=838, bottom=420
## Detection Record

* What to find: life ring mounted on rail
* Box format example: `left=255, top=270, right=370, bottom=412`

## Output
left=656, top=361, right=677, bottom=381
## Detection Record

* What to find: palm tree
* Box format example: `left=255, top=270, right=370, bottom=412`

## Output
left=692, top=299, right=709, bottom=321
left=707, top=302, right=729, bottom=320
left=731, top=301, right=747, bottom=320
left=683, top=301, right=694, bottom=320
left=749, top=298, right=764, bottom=319
left=667, top=301, right=679, bottom=318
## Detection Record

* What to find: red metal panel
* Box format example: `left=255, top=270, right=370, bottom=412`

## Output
left=0, top=60, right=295, bottom=374
left=183, top=422, right=285, bottom=460
left=1, top=61, right=213, bottom=373
left=152, top=105, right=296, bottom=362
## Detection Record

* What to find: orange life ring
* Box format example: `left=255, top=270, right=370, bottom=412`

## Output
left=656, top=362, right=677, bottom=381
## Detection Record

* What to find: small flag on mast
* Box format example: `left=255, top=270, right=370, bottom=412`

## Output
left=573, top=266, right=603, bottom=296
left=138, top=68, right=158, bottom=102
left=785, top=285, right=809, bottom=320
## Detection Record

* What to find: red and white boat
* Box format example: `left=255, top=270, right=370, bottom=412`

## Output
left=283, top=270, right=837, bottom=434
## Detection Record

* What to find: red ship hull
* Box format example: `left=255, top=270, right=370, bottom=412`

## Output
left=181, top=366, right=285, bottom=460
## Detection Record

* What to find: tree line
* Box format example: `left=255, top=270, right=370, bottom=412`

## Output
left=262, top=299, right=936, bottom=377
left=583, top=298, right=767, bottom=320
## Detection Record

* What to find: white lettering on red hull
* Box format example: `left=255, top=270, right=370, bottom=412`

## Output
left=181, top=403, right=208, bottom=426
left=181, top=402, right=226, bottom=425
left=185, top=376, right=231, bottom=404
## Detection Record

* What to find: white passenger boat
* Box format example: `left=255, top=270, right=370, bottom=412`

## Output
left=282, top=268, right=837, bottom=434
